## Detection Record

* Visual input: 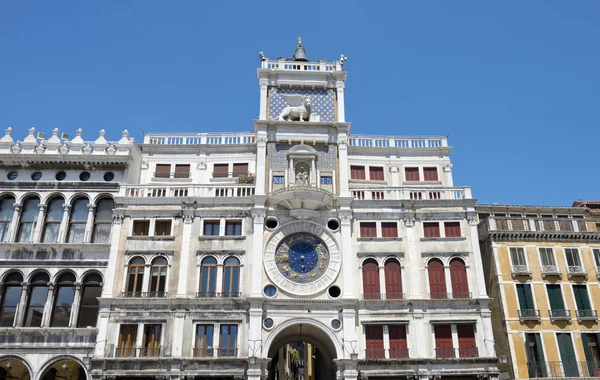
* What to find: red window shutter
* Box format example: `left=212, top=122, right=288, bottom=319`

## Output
left=423, top=167, right=438, bottom=181
left=365, top=325, right=384, bottom=359
left=232, top=163, right=248, bottom=177
left=384, top=259, right=403, bottom=299
left=174, top=164, right=190, bottom=178
left=457, top=324, right=476, bottom=357
left=404, top=167, right=419, bottom=181
left=362, top=260, right=380, bottom=299
left=423, top=222, right=440, bottom=238
left=428, top=259, right=447, bottom=299
left=213, top=164, right=229, bottom=178
left=381, top=222, right=397, bottom=238
left=388, top=325, right=408, bottom=358
left=351, top=166, right=366, bottom=180
left=369, top=167, right=384, bottom=181
left=450, top=259, right=469, bottom=298
left=360, top=222, right=377, bottom=238
left=155, top=164, right=171, bottom=178
left=444, top=222, right=461, bottom=237
left=434, top=325, right=453, bottom=358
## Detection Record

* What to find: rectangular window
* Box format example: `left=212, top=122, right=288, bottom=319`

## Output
left=142, top=324, right=162, bottom=357
left=369, top=167, right=384, bottom=181
left=573, top=285, right=592, bottom=311
left=272, top=175, right=285, bottom=184
left=225, top=221, right=242, bottom=236
left=516, top=283, right=535, bottom=310
left=203, top=220, right=220, bottom=236
left=526, top=333, right=547, bottom=378
left=565, top=248, right=581, bottom=267
left=509, top=247, right=527, bottom=267
left=457, top=324, right=477, bottom=358
left=547, top=284, right=565, bottom=310
left=0, top=284, right=21, bottom=327
left=423, top=222, right=440, bottom=238
left=434, top=325, right=454, bottom=358
left=154, top=220, right=172, bottom=236
left=381, top=222, right=398, bottom=238
left=444, top=222, right=461, bottom=237
left=360, top=222, right=377, bottom=238
left=195, top=324, right=214, bottom=357
left=219, top=325, right=238, bottom=357
left=320, top=176, right=333, bottom=185
left=232, top=163, right=249, bottom=177
left=213, top=164, right=229, bottom=178
left=423, top=167, right=439, bottom=181
left=155, top=164, right=171, bottom=178
left=404, top=167, right=420, bottom=181
left=132, top=220, right=150, bottom=236
left=174, top=164, right=190, bottom=178
left=350, top=165, right=366, bottom=180
left=539, top=248, right=556, bottom=266
left=388, top=325, right=408, bottom=358
left=583, top=334, right=600, bottom=377
left=77, top=284, right=101, bottom=328
left=594, top=249, right=600, bottom=268
left=365, top=325, right=385, bottom=359
left=117, top=324, right=138, bottom=357
left=557, top=333, right=580, bottom=377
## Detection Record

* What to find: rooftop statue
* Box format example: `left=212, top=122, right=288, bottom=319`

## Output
left=278, top=94, right=311, bottom=122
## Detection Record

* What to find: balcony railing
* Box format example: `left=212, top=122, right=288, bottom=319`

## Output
left=261, top=58, right=339, bottom=71
left=480, top=216, right=600, bottom=236
left=568, top=265, right=587, bottom=279
left=217, top=347, right=238, bottom=357
left=576, top=309, right=598, bottom=321
left=195, top=292, right=242, bottom=298
left=193, top=347, right=215, bottom=357
left=528, top=360, right=600, bottom=378
left=389, top=347, right=410, bottom=359
left=213, top=171, right=249, bottom=178
left=145, top=132, right=255, bottom=145
left=511, top=265, right=531, bottom=277
left=435, top=348, right=455, bottom=359
left=365, top=349, right=386, bottom=359
left=518, top=309, right=541, bottom=322
left=364, top=348, right=410, bottom=359
left=435, top=347, right=479, bottom=359
left=115, top=347, right=161, bottom=358
left=124, top=184, right=255, bottom=198
left=362, top=293, right=405, bottom=300
left=348, top=135, right=447, bottom=149
left=457, top=347, right=479, bottom=358
left=121, top=291, right=167, bottom=298
left=549, top=309, right=571, bottom=321
left=541, top=265, right=561, bottom=277
left=154, top=172, right=191, bottom=179
left=351, top=186, right=471, bottom=201
left=429, top=292, right=472, bottom=300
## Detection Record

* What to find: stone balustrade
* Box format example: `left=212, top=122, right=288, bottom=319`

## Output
left=123, top=184, right=256, bottom=198
left=348, top=135, right=448, bottom=148
left=260, top=58, right=339, bottom=71
left=350, top=186, right=471, bottom=201
left=144, top=132, right=255, bottom=145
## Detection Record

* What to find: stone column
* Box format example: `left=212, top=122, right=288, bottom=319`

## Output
left=7, top=203, right=22, bottom=243
left=42, top=283, right=56, bottom=327
left=336, top=82, right=346, bottom=122
left=57, top=204, right=71, bottom=243
left=171, top=311, right=185, bottom=357
left=444, top=265, right=452, bottom=298
left=258, top=78, right=269, bottom=120
left=378, top=265, right=386, bottom=299
left=382, top=325, right=390, bottom=359
left=83, top=204, right=96, bottom=243
left=404, top=216, right=421, bottom=297
left=339, top=212, right=355, bottom=298
left=177, top=213, right=194, bottom=297
left=69, top=282, right=82, bottom=327
left=451, top=324, right=459, bottom=358
left=255, top=136, right=268, bottom=195
left=33, top=203, right=46, bottom=243
left=95, top=313, right=110, bottom=356
left=101, top=214, right=124, bottom=297
left=249, top=210, right=265, bottom=297
left=337, top=139, right=350, bottom=196
left=141, top=264, right=151, bottom=295
left=216, top=263, right=224, bottom=296
left=468, top=215, right=489, bottom=297
left=15, top=282, right=30, bottom=327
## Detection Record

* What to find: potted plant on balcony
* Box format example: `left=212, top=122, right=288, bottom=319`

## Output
left=237, top=173, right=255, bottom=185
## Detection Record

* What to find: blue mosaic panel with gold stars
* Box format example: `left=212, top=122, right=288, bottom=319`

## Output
left=269, top=88, right=335, bottom=122
left=268, top=143, right=337, bottom=171
left=275, top=232, right=330, bottom=284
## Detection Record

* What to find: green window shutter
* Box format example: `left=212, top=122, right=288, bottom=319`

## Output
left=557, top=333, right=579, bottom=377
left=534, top=334, right=547, bottom=377
left=517, top=284, right=535, bottom=309
left=547, top=284, right=565, bottom=310
left=573, top=285, right=591, bottom=310
left=581, top=333, right=595, bottom=376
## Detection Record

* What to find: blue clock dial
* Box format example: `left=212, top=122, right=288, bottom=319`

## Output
left=275, top=233, right=329, bottom=284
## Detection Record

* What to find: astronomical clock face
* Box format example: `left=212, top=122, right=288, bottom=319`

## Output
left=275, top=233, right=330, bottom=284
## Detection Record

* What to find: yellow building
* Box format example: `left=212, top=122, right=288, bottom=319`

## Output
left=477, top=203, right=600, bottom=379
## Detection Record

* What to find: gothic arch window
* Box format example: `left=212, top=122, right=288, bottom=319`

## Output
left=17, top=196, right=40, bottom=242
left=0, top=196, right=15, bottom=242
left=149, top=257, right=168, bottom=297
left=43, top=197, right=64, bottom=243
left=78, top=272, right=102, bottom=327
left=428, top=259, right=447, bottom=299
left=50, top=272, right=76, bottom=327
left=384, top=258, right=403, bottom=299
left=450, top=258, right=470, bottom=299
left=222, top=257, right=240, bottom=297
left=92, top=197, right=114, bottom=243
left=199, top=257, right=217, bottom=297
left=126, top=257, right=145, bottom=297
left=67, top=198, right=89, bottom=243
left=24, top=272, right=50, bottom=327
left=0, top=272, right=23, bottom=327
left=362, top=259, right=380, bottom=300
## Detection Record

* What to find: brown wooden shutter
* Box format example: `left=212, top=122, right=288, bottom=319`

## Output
left=384, top=259, right=403, bottom=299
left=365, top=325, right=384, bottom=359
left=213, top=164, right=229, bottom=178
left=155, top=164, right=171, bottom=178
left=435, top=325, right=453, bottom=358
left=362, top=260, right=380, bottom=299
left=232, top=163, right=248, bottom=177
left=457, top=324, right=476, bottom=357
left=369, top=167, right=384, bottom=181
left=450, top=259, right=469, bottom=298
left=381, top=222, right=398, bottom=238
left=360, top=222, right=377, bottom=238
left=444, top=222, right=461, bottom=237
left=388, top=325, right=408, bottom=358
left=350, top=166, right=366, bottom=180
left=423, top=222, right=440, bottom=238
left=404, top=167, right=419, bottom=181
left=174, top=164, right=190, bottom=178
left=423, top=167, right=438, bottom=181
left=428, top=259, right=447, bottom=299
left=119, top=324, right=137, bottom=348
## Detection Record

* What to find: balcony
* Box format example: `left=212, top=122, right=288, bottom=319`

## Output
left=350, top=186, right=471, bottom=201
left=123, top=184, right=255, bottom=199
left=389, top=348, right=410, bottom=359
left=365, top=349, right=386, bottom=360
left=115, top=347, right=161, bottom=358
left=195, top=292, right=241, bottom=298
left=541, top=265, right=562, bottom=278
left=429, top=292, right=472, bottom=300
left=576, top=309, right=598, bottom=322
left=362, top=293, right=405, bottom=301
left=435, top=347, right=479, bottom=359
left=518, top=309, right=541, bottom=322
left=153, top=171, right=191, bottom=179
left=364, top=348, right=409, bottom=360
left=217, top=347, right=238, bottom=357
left=479, top=216, right=600, bottom=241
left=145, top=132, right=255, bottom=145
left=511, top=265, right=532, bottom=279
left=549, top=309, right=571, bottom=322
left=193, top=347, right=214, bottom=357
left=121, top=291, right=167, bottom=298
left=568, top=265, right=587, bottom=279
left=528, top=361, right=600, bottom=378
left=269, top=185, right=334, bottom=214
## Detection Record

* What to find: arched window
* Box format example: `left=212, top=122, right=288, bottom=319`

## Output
left=126, top=257, right=145, bottom=297
left=450, top=258, right=470, bottom=299
left=199, top=257, right=217, bottom=297
left=17, top=197, right=40, bottom=242
left=43, top=198, right=64, bottom=243
left=384, top=259, right=403, bottom=300
left=0, top=196, right=15, bottom=242
left=0, top=272, right=23, bottom=327
left=51, top=272, right=76, bottom=327
left=67, top=198, right=88, bottom=243
left=362, top=259, right=381, bottom=300
left=92, top=198, right=114, bottom=243
left=24, top=272, right=50, bottom=327
left=428, top=259, right=447, bottom=299
left=222, top=257, right=240, bottom=297
left=149, top=257, right=168, bottom=297
left=78, top=272, right=102, bottom=327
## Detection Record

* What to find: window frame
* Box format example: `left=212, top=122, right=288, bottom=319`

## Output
left=368, top=166, right=384, bottom=181
left=132, top=220, right=150, bottom=237
left=350, top=165, right=366, bottom=180
left=199, top=257, right=218, bottom=297
left=67, top=198, right=89, bottom=243
left=154, top=219, right=172, bottom=236
left=126, top=257, right=146, bottom=297
left=149, top=257, right=168, bottom=296
left=509, top=247, right=528, bottom=268
left=203, top=220, right=220, bottom=236
left=423, top=167, right=439, bottom=181
left=564, top=248, right=582, bottom=267
left=404, top=167, right=420, bottom=182
left=225, top=220, right=242, bottom=236
left=423, top=222, right=441, bottom=238
left=359, top=222, right=377, bottom=238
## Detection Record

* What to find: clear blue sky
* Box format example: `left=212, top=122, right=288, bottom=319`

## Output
left=1, top=1, right=599, bottom=206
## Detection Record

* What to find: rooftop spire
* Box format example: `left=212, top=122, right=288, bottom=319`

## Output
left=292, top=36, right=309, bottom=62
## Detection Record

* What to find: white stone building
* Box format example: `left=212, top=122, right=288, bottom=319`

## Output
left=0, top=127, right=140, bottom=380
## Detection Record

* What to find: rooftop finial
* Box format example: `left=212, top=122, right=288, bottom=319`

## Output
left=298, top=36, right=302, bottom=46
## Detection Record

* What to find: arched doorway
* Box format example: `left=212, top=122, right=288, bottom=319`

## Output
left=265, top=320, right=340, bottom=380
left=40, top=358, right=86, bottom=380
left=0, top=357, right=31, bottom=380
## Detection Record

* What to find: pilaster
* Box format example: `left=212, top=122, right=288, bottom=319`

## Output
left=250, top=209, right=265, bottom=297
left=177, top=213, right=194, bottom=296
left=340, top=212, right=355, bottom=298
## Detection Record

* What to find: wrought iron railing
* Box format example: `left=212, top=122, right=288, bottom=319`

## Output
left=154, top=172, right=191, bottom=179
left=518, top=309, right=540, bottom=321
left=549, top=309, right=571, bottom=320
left=193, top=347, right=215, bottom=357
left=388, top=348, right=409, bottom=359
left=429, top=292, right=472, bottom=300
left=195, top=292, right=242, bottom=298
left=121, top=291, right=167, bottom=298
left=364, top=348, right=386, bottom=359
left=364, top=348, right=409, bottom=359
left=362, top=293, right=405, bottom=300
left=528, top=360, right=600, bottom=378
left=434, top=347, right=479, bottom=359
left=576, top=309, right=598, bottom=320
left=435, top=348, right=455, bottom=359
left=114, top=347, right=161, bottom=358
left=216, top=347, right=238, bottom=357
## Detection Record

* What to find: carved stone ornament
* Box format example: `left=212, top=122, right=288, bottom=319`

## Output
left=106, top=144, right=117, bottom=155
left=467, top=215, right=478, bottom=225
left=404, top=216, right=415, bottom=227
left=443, top=163, right=453, bottom=172
left=34, top=144, right=46, bottom=154
left=264, top=221, right=341, bottom=296
left=10, top=144, right=22, bottom=154
left=339, top=214, right=352, bottom=225
left=197, top=161, right=206, bottom=170
left=112, top=214, right=124, bottom=225
left=58, top=144, right=70, bottom=155
left=278, top=94, right=311, bottom=122
left=337, top=138, right=348, bottom=146
left=183, top=213, right=194, bottom=224
left=82, top=143, right=93, bottom=155
left=252, top=210, right=266, bottom=224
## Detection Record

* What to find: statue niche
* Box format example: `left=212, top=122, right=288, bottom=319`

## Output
left=295, top=163, right=310, bottom=186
